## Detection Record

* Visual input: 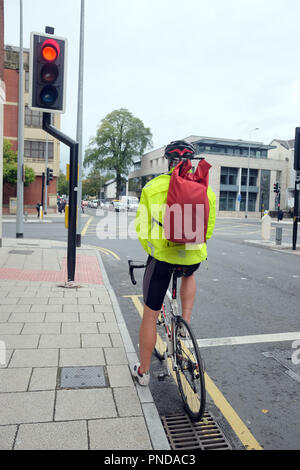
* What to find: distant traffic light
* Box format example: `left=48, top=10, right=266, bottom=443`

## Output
left=46, top=167, right=54, bottom=185
left=273, top=182, right=280, bottom=193
left=29, top=32, right=67, bottom=113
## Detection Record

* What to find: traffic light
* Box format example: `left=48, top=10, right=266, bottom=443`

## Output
left=46, top=167, right=54, bottom=185
left=29, top=32, right=67, bottom=113
left=273, top=183, right=280, bottom=193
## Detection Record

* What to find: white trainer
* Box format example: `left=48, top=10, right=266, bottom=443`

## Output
left=132, top=363, right=150, bottom=386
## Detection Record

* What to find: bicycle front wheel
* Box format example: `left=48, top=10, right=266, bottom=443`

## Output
left=175, top=317, right=206, bottom=422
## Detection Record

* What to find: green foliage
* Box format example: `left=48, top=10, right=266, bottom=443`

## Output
left=3, top=139, right=35, bottom=187
left=84, top=108, right=152, bottom=198
left=82, top=169, right=114, bottom=198
left=57, top=171, right=69, bottom=196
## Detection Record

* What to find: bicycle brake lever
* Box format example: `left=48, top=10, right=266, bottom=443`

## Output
left=128, top=260, right=137, bottom=285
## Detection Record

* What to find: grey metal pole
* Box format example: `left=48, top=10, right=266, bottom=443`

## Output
left=245, top=127, right=259, bottom=219
left=44, top=135, right=48, bottom=214
left=76, top=0, right=85, bottom=247
left=16, top=0, right=24, bottom=238
left=245, top=142, right=250, bottom=219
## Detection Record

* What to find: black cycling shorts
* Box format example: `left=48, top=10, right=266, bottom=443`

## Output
left=143, top=255, right=200, bottom=311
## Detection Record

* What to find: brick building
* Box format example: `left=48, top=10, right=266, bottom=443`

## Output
left=0, top=0, right=5, bottom=244
left=3, top=45, right=61, bottom=214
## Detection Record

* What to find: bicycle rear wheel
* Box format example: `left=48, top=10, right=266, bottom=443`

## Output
left=175, top=317, right=206, bottom=421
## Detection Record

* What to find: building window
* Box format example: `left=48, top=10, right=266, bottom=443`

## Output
left=241, top=168, right=258, bottom=187
left=25, top=71, right=29, bottom=92
left=220, top=167, right=238, bottom=185
left=219, top=191, right=237, bottom=211
left=240, top=192, right=257, bottom=212
left=24, top=140, right=54, bottom=160
left=25, top=106, right=54, bottom=128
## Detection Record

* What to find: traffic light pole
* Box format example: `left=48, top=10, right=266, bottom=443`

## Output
left=41, top=172, right=45, bottom=211
left=292, top=175, right=300, bottom=250
left=43, top=113, right=79, bottom=283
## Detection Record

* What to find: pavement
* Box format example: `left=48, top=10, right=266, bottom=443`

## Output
left=0, top=237, right=170, bottom=450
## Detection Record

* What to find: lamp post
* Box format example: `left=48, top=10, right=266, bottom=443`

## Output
left=245, top=127, right=259, bottom=218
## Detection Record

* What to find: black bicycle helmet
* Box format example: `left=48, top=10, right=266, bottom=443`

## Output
left=164, top=140, right=195, bottom=160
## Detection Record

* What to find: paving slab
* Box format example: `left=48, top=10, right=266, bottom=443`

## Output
left=55, top=389, right=117, bottom=421
left=14, top=421, right=88, bottom=450
left=88, top=417, right=152, bottom=450
left=0, top=391, right=55, bottom=425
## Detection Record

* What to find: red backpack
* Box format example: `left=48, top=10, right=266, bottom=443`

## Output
left=164, top=159, right=211, bottom=244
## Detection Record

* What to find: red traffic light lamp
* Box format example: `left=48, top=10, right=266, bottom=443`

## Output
left=41, top=39, right=60, bottom=62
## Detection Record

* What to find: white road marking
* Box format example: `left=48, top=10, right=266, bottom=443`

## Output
left=197, top=332, right=300, bottom=348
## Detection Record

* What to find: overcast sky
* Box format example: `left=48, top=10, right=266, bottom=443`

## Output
left=4, top=0, right=300, bottom=171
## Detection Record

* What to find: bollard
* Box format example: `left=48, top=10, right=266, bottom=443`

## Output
left=276, top=227, right=282, bottom=245
left=261, top=214, right=271, bottom=240
left=65, top=205, right=69, bottom=228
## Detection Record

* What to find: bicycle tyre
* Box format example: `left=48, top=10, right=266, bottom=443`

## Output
left=175, top=317, right=206, bottom=421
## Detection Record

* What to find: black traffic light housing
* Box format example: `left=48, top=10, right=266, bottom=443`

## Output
left=294, top=127, right=300, bottom=171
left=46, top=167, right=54, bottom=185
left=29, top=32, right=67, bottom=113
left=273, top=182, right=280, bottom=193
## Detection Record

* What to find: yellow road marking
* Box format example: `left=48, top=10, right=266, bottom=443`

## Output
left=85, top=244, right=120, bottom=261
left=81, top=216, right=94, bottom=236
left=124, top=294, right=262, bottom=451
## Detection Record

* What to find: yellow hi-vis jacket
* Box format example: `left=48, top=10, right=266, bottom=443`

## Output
left=135, top=173, right=216, bottom=265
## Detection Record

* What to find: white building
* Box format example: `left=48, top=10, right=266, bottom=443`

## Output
left=129, top=135, right=290, bottom=218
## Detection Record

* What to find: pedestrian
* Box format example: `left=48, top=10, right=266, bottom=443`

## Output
left=81, top=201, right=85, bottom=213
left=36, top=202, right=40, bottom=218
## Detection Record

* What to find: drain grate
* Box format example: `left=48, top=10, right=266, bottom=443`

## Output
left=161, top=412, right=231, bottom=450
left=9, top=250, right=34, bottom=255
left=59, top=366, right=108, bottom=389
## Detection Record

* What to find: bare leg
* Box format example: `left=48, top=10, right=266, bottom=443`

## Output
left=139, top=305, right=160, bottom=374
left=180, top=274, right=196, bottom=324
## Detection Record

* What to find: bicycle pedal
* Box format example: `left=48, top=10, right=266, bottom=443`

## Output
left=158, top=372, right=166, bottom=381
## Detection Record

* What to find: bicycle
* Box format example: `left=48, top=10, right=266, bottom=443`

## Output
left=128, top=259, right=206, bottom=422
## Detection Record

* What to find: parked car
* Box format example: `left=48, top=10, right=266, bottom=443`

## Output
left=120, top=196, right=139, bottom=211
left=112, top=200, right=126, bottom=212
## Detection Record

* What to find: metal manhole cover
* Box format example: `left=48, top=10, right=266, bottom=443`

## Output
left=9, top=250, right=34, bottom=255
left=161, top=412, right=231, bottom=450
left=59, top=366, right=109, bottom=389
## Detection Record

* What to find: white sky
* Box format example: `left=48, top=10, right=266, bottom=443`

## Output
left=4, top=0, right=300, bottom=171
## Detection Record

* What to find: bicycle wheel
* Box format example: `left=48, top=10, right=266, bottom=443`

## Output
left=175, top=317, right=206, bottom=421
left=154, top=305, right=168, bottom=361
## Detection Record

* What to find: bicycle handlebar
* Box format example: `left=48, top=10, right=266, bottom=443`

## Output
left=128, top=259, right=147, bottom=285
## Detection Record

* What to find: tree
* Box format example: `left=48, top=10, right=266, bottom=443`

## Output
left=57, top=171, right=69, bottom=196
left=3, top=139, right=35, bottom=187
left=82, top=169, right=114, bottom=198
left=84, top=108, right=152, bottom=198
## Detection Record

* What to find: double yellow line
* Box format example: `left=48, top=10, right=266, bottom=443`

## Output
left=124, top=294, right=262, bottom=451
left=81, top=217, right=120, bottom=260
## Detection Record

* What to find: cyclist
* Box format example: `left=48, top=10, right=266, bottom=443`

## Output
left=132, top=140, right=216, bottom=386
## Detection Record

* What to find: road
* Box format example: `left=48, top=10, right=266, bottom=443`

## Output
left=3, top=210, right=300, bottom=450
